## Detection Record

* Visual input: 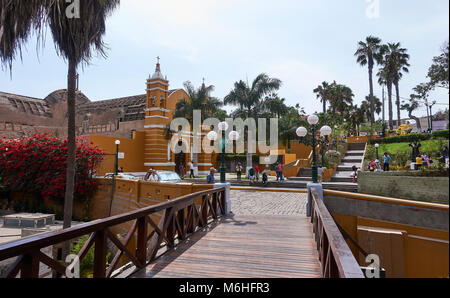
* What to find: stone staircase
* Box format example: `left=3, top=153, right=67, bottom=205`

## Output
left=331, top=143, right=366, bottom=183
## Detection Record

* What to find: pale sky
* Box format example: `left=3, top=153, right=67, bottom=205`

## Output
left=1, top=0, right=449, bottom=119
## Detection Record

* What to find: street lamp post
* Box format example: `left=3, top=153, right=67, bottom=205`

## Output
left=296, top=115, right=332, bottom=184
left=320, top=126, right=332, bottom=167
left=114, top=140, right=120, bottom=175
left=375, top=143, right=380, bottom=160
left=207, top=122, right=240, bottom=184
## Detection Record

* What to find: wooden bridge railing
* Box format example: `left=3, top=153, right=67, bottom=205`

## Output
left=0, top=187, right=226, bottom=278
left=310, top=190, right=365, bottom=278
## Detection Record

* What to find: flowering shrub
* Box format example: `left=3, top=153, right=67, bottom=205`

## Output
left=0, top=133, right=104, bottom=203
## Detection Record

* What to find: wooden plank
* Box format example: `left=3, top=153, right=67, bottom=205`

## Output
left=131, top=215, right=321, bottom=278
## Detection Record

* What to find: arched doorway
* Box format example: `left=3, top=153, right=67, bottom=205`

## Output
left=174, top=140, right=188, bottom=177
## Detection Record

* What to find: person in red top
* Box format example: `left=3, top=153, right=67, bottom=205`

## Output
left=254, top=164, right=260, bottom=181
left=277, top=163, right=284, bottom=181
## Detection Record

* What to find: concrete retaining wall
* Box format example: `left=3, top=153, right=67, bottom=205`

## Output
left=358, top=171, right=449, bottom=204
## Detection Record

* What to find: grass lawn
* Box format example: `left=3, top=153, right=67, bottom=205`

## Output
left=365, top=139, right=449, bottom=168
left=370, top=139, right=448, bottom=157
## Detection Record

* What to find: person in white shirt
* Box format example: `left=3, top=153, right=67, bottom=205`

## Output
left=188, top=161, right=195, bottom=178
left=149, top=170, right=159, bottom=182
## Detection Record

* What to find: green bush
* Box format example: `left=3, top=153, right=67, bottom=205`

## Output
left=369, top=133, right=432, bottom=144
left=432, top=129, right=449, bottom=139
left=71, top=235, right=111, bottom=278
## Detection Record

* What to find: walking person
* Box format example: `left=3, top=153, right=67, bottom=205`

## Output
left=188, top=161, right=195, bottom=178
left=383, top=152, right=391, bottom=172
left=277, top=162, right=284, bottom=181
left=236, top=162, right=243, bottom=181
left=351, top=165, right=358, bottom=182
left=254, top=164, right=260, bottom=181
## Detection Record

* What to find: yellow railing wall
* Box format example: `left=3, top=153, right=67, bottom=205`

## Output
left=324, top=190, right=449, bottom=278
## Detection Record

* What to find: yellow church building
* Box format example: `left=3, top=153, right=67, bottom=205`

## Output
left=88, top=59, right=214, bottom=177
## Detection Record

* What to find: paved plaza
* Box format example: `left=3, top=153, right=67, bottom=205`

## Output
left=229, top=190, right=308, bottom=216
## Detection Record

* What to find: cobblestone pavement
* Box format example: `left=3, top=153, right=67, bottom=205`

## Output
left=230, top=190, right=307, bottom=216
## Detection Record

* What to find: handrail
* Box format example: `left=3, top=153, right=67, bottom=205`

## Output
left=323, top=189, right=449, bottom=211
left=310, top=190, right=365, bottom=278
left=0, top=187, right=226, bottom=278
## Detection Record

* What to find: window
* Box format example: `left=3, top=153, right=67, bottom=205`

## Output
left=160, top=96, right=165, bottom=108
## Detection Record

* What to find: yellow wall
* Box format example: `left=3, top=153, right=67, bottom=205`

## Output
left=89, top=132, right=145, bottom=176
left=331, top=212, right=449, bottom=278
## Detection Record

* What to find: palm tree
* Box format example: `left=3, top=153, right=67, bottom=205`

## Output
left=348, top=105, right=365, bottom=135
left=279, top=106, right=305, bottom=153
left=361, top=95, right=382, bottom=123
left=174, top=81, right=224, bottom=169
left=313, top=81, right=331, bottom=114
left=1, top=1, right=120, bottom=256
left=355, top=36, right=384, bottom=125
left=260, top=93, right=289, bottom=118
left=377, top=60, right=395, bottom=129
left=387, top=43, right=410, bottom=127
left=328, top=82, right=354, bottom=121
left=224, top=74, right=282, bottom=170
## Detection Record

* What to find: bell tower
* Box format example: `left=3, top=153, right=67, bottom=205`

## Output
left=143, top=57, right=174, bottom=170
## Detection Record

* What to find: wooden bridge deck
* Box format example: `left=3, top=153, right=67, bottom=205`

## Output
left=131, top=215, right=321, bottom=278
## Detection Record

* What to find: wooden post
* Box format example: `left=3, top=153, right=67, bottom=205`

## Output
left=186, top=206, right=194, bottom=234
left=177, top=209, right=186, bottom=240
left=136, top=217, right=148, bottom=267
left=21, top=253, right=39, bottom=278
left=166, top=208, right=175, bottom=248
left=201, top=195, right=208, bottom=227
left=212, top=193, right=218, bottom=219
left=93, top=230, right=107, bottom=278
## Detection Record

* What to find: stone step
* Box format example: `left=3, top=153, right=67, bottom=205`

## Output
left=346, top=150, right=365, bottom=155
left=339, top=162, right=361, bottom=167
left=289, top=177, right=313, bottom=182
left=336, top=166, right=355, bottom=172
left=348, top=143, right=366, bottom=150
left=331, top=176, right=356, bottom=183
left=333, top=170, right=356, bottom=177
left=342, top=156, right=363, bottom=161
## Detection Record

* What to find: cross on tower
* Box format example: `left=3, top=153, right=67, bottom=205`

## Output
left=156, top=56, right=160, bottom=64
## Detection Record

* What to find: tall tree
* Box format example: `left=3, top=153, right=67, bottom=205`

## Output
left=361, top=95, right=382, bottom=123
left=260, top=93, right=289, bottom=118
left=328, top=82, right=354, bottom=121
left=427, top=41, right=449, bottom=90
left=0, top=1, right=120, bottom=257
left=174, top=81, right=225, bottom=170
left=386, top=43, right=410, bottom=127
left=224, top=74, right=281, bottom=170
left=355, top=36, right=384, bottom=124
left=401, top=94, right=422, bottom=132
left=313, top=81, right=331, bottom=114
left=377, top=58, right=395, bottom=130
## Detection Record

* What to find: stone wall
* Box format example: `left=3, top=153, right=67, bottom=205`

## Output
left=357, top=171, right=449, bottom=204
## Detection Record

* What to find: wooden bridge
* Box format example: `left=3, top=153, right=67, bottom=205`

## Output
left=0, top=187, right=364, bottom=278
